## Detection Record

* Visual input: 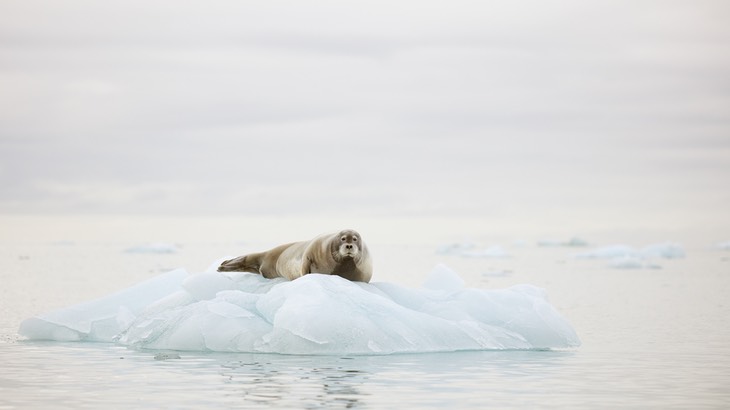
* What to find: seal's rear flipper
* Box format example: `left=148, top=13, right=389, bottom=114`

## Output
left=217, top=254, right=262, bottom=273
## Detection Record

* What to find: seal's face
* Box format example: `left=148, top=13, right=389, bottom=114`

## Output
left=333, top=229, right=362, bottom=260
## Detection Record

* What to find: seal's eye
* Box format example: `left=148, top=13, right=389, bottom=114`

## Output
left=341, top=237, right=346, bottom=242
left=353, top=237, right=358, bottom=242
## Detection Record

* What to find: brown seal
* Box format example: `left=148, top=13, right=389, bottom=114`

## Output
left=217, top=229, right=373, bottom=283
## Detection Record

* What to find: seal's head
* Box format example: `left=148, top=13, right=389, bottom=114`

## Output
left=332, top=229, right=362, bottom=260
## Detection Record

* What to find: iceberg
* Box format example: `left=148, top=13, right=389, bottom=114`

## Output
left=18, top=263, right=580, bottom=355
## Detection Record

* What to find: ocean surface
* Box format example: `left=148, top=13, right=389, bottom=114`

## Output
left=1, top=216, right=728, bottom=409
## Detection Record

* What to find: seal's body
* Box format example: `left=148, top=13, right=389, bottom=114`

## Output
left=218, top=229, right=373, bottom=283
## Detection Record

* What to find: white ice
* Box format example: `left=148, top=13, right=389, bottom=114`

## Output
left=537, top=237, right=589, bottom=247
left=18, top=263, right=581, bottom=355
left=575, top=243, right=684, bottom=269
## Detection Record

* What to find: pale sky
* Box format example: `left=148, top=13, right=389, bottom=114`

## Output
left=1, top=1, right=728, bottom=232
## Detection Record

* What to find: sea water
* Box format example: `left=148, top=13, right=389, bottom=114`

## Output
left=1, top=216, right=728, bottom=409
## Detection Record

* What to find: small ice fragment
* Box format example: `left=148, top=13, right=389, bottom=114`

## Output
left=640, top=243, right=685, bottom=259
left=538, top=237, right=588, bottom=247
left=576, top=245, right=637, bottom=259
left=578, top=243, right=684, bottom=261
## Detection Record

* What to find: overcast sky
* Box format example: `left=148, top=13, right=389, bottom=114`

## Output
left=1, top=1, right=728, bottom=232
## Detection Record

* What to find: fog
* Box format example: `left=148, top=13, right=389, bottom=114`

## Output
left=1, top=1, right=728, bottom=233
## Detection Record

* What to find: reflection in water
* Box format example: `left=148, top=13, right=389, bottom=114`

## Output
left=7, top=340, right=728, bottom=408
left=1, top=342, right=578, bottom=409
left=219, top=356, right=369, bottom=409
left=209, top=350, right=573, bottom=409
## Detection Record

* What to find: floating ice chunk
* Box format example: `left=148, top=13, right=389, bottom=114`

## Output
left=20, top=264, right=581, bottom=354
left=577, top=243, right=685, bottom=260
left=575, top=245, right=637, bottom=259
left=567, top=237, right=589, bottom=247
left=576, top=242, right=684, bottom=269
left=608, top=256, right=661, bottom=270
left=608, top=257, right=638, bottom=269
left=124, top=242, right=180, bottom=254
left=461, top=246, right=510, bottom=258
left=537, top=237, right=589, bottom=247
left=640, top=243, right=685, bottom=259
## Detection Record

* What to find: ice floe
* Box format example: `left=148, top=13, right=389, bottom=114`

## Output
left=576, top=243, right=684, bottom=269
left=18, top=263, right=580, bottom=355
left=537, top=237, right=589, bottom=247
left=607, top=256, right=662, bottom=270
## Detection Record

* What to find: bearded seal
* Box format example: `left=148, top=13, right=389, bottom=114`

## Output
left=217, top=229, right=373, bottom=283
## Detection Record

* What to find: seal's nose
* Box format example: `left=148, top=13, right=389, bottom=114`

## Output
left=345, top=244, right=354, bottom=250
